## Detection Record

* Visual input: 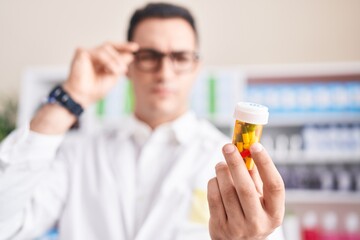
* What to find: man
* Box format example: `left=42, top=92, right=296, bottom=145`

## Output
left=0, top=3, right=285, bottom=240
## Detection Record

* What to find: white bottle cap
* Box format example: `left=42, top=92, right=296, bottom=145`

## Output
left=233, top=102, right=269, bottom=125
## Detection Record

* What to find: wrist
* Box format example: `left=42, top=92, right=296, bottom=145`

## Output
left=62, top=83, right=93, bottom=108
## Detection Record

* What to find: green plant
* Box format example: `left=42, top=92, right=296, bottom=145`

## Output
left=0, top=99, right=17, bottom=142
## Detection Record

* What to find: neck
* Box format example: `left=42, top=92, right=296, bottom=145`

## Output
left=134, top=109, right=187, bottom=130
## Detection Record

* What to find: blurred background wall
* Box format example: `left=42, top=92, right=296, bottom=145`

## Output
left=1, top=0, right=360, bottom=97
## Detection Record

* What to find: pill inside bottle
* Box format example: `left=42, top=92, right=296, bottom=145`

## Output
left=232, top=102, right=269, bottom=170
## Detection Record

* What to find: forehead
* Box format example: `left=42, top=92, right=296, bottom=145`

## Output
left=132, top=18, right=197, bottom=51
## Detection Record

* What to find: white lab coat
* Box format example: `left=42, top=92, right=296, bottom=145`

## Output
left=0, top=112, right=284, bottom=240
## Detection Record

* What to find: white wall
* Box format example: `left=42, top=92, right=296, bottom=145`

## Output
left=1, top=0, right=360, bottom=97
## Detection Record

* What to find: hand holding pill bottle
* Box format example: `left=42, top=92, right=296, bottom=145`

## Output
left=232, top=102, right=269, bottom=170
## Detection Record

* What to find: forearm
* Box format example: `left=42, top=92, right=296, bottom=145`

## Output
left=0, top=161, right=67, bottom=239
left=30, top=104, right=77, bottom=135
left=0, top=127, right=67, bottom=239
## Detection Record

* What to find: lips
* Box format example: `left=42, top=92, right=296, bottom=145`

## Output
left=151, top=87, right=176, bottom=96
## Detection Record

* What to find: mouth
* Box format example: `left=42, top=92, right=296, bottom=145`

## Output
left=151, top=87, right=176, bottom=96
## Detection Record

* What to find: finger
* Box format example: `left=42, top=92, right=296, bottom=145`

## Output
left=249, top=163, right=263, bottom=196
left=89, top=49, right=120, bottom=75
left=215, top=161, right=244, bottom=221
left=207, top=177, right=226, bottom=222
left=101, top=42, right=139, bottom=73
left=103, top=45, right=131, bottom=72
left=72, top=47, right=90, bottom=68
left=103, top=45, right=123, bottom=65
left=250, top=143, right=285, bottom=218
left=118, top=53, right=135, bottom=66
left=109, top=41, right=139, bottom=53
left=222, top=144, right=262, bottom=217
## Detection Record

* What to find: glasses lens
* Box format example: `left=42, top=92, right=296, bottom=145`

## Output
left=171, top=52, right=198, bottom=72
left=134, top=50, right=161, bottom=72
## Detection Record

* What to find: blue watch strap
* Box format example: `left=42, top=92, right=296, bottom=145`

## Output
left=48, top=85, right=84, bottom=117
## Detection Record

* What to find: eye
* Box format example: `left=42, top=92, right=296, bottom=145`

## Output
left=172, top=52, right=197, bottom=63
left=172, top=52, right=194, bottom=63
left=136, top=50, right=159, bottom=61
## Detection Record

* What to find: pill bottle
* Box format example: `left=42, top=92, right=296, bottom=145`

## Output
left=232, top=102, right=269, bottom=170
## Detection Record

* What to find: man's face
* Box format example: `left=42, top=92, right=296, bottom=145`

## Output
left=127, top=17, right=200, bottom=121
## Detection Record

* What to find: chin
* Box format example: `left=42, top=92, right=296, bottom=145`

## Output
left=149, top=100, right=184, bottom=117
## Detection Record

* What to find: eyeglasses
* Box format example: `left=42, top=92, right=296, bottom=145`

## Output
left=133, top=48, right=199, bottom=73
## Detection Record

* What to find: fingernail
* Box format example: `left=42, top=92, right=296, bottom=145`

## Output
left=223, top=144, right=235, bottom=154
left=250, top=142, right=263, bottom=153
left=216, top=161, right=227, bottom=168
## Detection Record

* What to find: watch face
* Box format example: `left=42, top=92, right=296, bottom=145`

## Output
left=54, top=88, right=62, bottom=97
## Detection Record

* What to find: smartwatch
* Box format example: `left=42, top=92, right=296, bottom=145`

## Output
left=47, top=85, right=84, bottom=117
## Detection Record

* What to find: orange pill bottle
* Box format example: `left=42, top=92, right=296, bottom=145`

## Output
left=232, top=102, right=269, bottom=170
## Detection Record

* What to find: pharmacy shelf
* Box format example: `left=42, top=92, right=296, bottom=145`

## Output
left=210, top=112, right=360, bottom=128
left=273, top=154, right=360, bottom=165
left=285, top=190, right=360, bottom=204
left=268, top=112, right=360, bottom=127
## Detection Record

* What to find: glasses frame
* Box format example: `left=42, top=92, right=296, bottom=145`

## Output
left=133, top=48, right=200, bottom=74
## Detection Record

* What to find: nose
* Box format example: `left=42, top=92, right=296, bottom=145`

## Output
left=156, top=56, right=176, bottom=80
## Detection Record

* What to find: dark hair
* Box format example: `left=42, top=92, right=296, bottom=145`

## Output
left=127, top=2, right=198, bottom=42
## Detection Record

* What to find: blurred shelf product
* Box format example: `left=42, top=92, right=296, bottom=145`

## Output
left=283, top=211, right=360, bottom=240
left=246, top=82, right=360, bottom=115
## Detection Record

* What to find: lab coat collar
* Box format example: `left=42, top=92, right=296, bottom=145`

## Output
left=170, top=111, right=198, bottom=145
left=118, top=111, right=199, bottom=145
